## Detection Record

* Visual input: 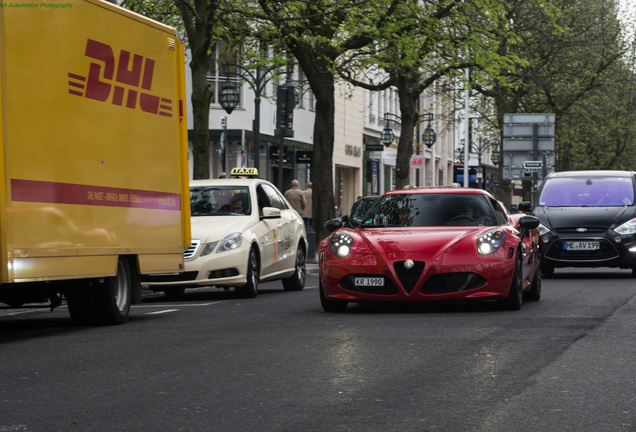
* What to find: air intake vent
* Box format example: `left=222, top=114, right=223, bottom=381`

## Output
left=393, top=261, right=425, bottom=294
left=167, top=38, right=176, bottom=51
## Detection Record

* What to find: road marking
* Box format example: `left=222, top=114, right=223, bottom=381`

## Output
left=146, top=309, right=179, bottom=315
left=135, top=302, right=226, bottom=308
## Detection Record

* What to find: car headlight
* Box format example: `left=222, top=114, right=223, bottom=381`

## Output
left=537, top=223, right=551, bottom=236
left=613, top=218, right=636, bottom=235
left=329, top=232, right=353, bottom=258
left=200, top=241, right=219, bottom=257
left=478, top=229, right=506, bottom=255
left=217, top=232, right=242, bottom=253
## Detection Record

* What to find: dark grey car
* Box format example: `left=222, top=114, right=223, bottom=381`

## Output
left=519, top=170, right=636, bottom=276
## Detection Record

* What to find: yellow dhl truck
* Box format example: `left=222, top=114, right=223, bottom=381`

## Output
left=0, top=0, right=190, bottom=324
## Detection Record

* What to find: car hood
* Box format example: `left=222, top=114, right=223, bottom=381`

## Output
left=353, top=227, right=488, bottom=255
left=533, top=206, right=636, bottom=229
left=190, top=216, right=253, bottom=242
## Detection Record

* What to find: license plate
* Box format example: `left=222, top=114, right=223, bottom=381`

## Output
left=564, top=241, right=600, bottom=251
left=354, top=277, right=384, bottom=287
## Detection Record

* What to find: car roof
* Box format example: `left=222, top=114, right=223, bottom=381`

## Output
left=385, top=187, right=493, bottom=197
left=189, top=178, right=272, bottom=187
left=546, top=170, right=636, bottom=178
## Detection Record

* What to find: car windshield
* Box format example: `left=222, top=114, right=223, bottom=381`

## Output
left=359, top=193, right=498, bottom=227
left=538, top=177, right=634, bottom=207
left=350, top=197, right=379, bottom=223
left=190, top=186, right=251, bottom=216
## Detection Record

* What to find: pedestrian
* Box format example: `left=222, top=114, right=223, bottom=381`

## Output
left=284, top=179, right=306, bottom=216
left=302, top=182, right=313, bottom=230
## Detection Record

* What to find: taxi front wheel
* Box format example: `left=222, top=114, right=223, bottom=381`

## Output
left=236, top=247, right=259, bottom=298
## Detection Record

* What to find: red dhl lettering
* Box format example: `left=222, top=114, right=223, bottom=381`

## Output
left=67, top=38, right=172, bottom=118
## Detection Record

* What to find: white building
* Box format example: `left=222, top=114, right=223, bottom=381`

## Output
left=184, top=49, right=461, bottom=216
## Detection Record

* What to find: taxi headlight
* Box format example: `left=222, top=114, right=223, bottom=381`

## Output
left=200, top=241, right=219, bottom=257
left=478, top=229, right=506, bottom=255
left=329, top=232, right=353, bottom=258
left=613, top=218, right=636, bottom=235
left=217, top=232, right=242, bottom=253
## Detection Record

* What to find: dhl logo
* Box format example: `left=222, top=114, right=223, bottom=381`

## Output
left=68, top=38, right=173, bottom=118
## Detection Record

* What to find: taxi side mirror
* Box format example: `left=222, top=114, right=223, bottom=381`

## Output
left=261, top=207, right=281, bottom=220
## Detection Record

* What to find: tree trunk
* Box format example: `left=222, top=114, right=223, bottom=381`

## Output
left=311, top=77, right=336, bottom=244
left=190, top=48, right=212, bottom=180
left=395, top=81, right=419, bottom=189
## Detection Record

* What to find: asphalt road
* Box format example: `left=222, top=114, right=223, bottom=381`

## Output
left=1, top=267, right=636, bottom=432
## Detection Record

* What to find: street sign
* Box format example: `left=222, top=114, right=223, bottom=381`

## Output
left=503, top=138, right=555, bottom=152
left=504, top=167, right=549, bottom=180
left=503, top=124, right=555, bottom=138
left=504, top=152, right=555, bottom=168
left=504, top=113, right=555, bottom=124
left=523, top=160, right=543, bottom=169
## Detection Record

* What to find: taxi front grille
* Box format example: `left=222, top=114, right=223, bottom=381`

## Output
left=184, top=240, right=201, bottom=259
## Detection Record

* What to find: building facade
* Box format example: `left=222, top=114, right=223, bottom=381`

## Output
left=185, top=51, right=467, bottom=217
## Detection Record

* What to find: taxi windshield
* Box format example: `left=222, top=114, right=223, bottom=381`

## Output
left=190, top=186, right=251, bottom=216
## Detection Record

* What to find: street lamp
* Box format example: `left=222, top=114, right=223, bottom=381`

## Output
left=419, top=113, right=436, bottom=149
left=218, top=62, right=280, bottom=172
left=218, top=79, right=239, bottom=114
left=381, top=112, right=436, bottom=148
left=381, top=112, right=399, bottom=146
left=490, top=149, right=500, bottom=166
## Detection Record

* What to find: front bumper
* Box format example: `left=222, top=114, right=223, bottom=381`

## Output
left=319, top=249, right=517, bottom=303
left=541, top=233, right=636, bottom=269
left=142, top=245, right=249, bottom=288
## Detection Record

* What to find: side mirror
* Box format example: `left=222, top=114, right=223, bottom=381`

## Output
left=519, top=215, right=540, bottom=230
left=261, top=207, right=281, bottom=219
left=325, top=218, right=343, bottom=233
left=518, top=215, right=540, bottom=238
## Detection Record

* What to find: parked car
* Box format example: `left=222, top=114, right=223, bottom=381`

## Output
left=518, top=170, right=636, bottom=276
left=319, top=187, right=541, bottom=312
left=142, top=168, right=307, bottom=298
left=348, top=195, right=380, bottom=225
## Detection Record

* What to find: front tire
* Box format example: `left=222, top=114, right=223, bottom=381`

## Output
left=523, top=262, right=542, bottom=301
left=236, top=248, right=259, bottom=298
left=319, top=278, right=347, bottom=312
left=283, top=246, right=306, bottom=291
left=498, top=250, right=523, bottom=311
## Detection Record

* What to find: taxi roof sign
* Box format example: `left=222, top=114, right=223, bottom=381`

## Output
left=230, top=167, right=259, bottom=177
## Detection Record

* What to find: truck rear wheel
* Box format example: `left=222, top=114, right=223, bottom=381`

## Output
left=67, top=258, right=132, bottom=325
left=96, top=258, right=132, bottom=325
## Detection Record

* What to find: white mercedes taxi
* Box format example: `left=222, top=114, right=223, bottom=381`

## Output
left=143, top=168, right=307, bottom=298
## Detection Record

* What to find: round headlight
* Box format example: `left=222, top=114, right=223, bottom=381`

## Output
left=329, top=232, right=353, bottom=258
left=478, top=229, right=506, bottom=255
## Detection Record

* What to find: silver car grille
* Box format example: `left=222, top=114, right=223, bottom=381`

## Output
left=184, top=239, right=201, bottom=259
